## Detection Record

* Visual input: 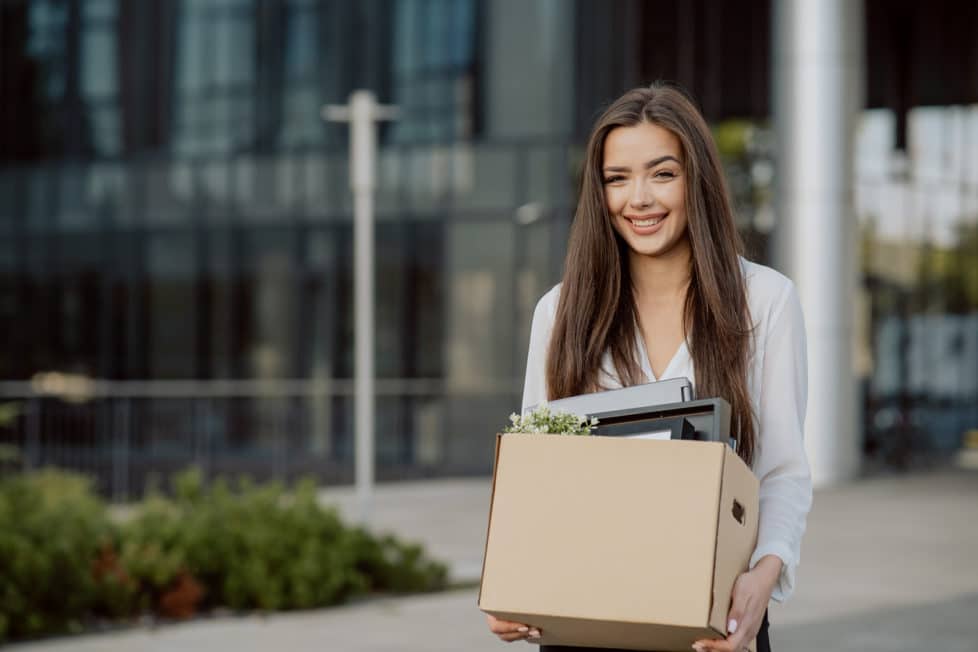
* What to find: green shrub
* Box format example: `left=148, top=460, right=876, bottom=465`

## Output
left=0, top=470, right=118, bottom=640
left=0, top=467, right=449, bottom=643
left=350, top=529, right=449, bottom=593
left=121, top=470, right=376, bottom=611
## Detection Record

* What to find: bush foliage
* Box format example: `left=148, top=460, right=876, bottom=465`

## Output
left=0, top=469, right=447, bottom=642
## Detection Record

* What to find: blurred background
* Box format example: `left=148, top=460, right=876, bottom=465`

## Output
left=0, top=0, right=976, bottom=649
left=0, top=0, right=975, bottom=497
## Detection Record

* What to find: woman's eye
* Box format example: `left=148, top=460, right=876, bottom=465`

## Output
left=603, top=175, right=626, bottom=184
left=654, top=170, right=676, bottom=179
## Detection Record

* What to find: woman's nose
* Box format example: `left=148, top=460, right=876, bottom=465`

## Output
left=629, top=179, right=653, bottom=208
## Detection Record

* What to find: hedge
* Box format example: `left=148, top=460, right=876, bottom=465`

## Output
left=0, top=469, right=448, bottom=642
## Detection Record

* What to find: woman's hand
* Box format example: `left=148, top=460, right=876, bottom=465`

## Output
left=692, top=555, right=782, bottom=652
left=486, top=613, right=542, bottom=643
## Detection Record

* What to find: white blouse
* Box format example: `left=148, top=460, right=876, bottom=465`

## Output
left=520, top=258, right=812, bottom=603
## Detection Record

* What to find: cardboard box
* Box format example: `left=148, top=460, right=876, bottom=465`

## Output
left=479, top=434, right=759, bottom=651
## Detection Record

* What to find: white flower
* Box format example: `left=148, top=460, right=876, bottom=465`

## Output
left=501, top=403, right=598, bottom=436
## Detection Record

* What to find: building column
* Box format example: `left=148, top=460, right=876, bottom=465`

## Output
left=772, top=0, right=864, bottom=486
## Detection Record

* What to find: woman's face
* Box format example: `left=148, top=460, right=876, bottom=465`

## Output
left=602, top=121, right=689, bottom=259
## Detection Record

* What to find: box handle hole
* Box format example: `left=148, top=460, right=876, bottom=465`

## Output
left=732, top=499, right=745, bottom=525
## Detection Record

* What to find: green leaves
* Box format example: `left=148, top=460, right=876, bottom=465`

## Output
left=0, top=471, right=112, bottom=639
left=0, top=468, right=448, bottom=643
left=503, top=403, right=598, bottom=436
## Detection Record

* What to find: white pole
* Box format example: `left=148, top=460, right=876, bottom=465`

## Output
left=322, top=91, right=398, bottom=524
left=773, top=0, right=864, bottom=486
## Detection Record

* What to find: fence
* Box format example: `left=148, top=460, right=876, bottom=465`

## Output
left=0, top=378, right=518, bottom=500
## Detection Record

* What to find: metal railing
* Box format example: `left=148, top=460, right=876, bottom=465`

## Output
left=0, top=378, right=518, bottom=500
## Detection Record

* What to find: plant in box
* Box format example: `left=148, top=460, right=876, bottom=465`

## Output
left=503, top=403, right=598, bottom=436
left=481, top=423, right=761, bottom=650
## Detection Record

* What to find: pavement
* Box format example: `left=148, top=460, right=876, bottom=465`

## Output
left=6, top=467, right=978, bottom=652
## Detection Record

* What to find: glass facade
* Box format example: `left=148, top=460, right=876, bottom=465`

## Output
left=0, top=0, right=975, bottom=493
left=857, top=107, right=978, bottom=467
left=0, top=0, right=575, bottom=489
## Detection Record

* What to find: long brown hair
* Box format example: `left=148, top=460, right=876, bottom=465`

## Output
left=546, top=83, right=757, bottom=465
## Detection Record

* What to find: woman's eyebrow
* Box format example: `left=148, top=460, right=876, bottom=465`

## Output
left=603, top=155, right=680, bottom=173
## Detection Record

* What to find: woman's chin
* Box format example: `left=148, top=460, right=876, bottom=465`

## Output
left=624, top=233, right=687, bottom=259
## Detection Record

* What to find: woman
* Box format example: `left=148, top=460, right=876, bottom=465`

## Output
left=486, top=83, right=812, bottom=652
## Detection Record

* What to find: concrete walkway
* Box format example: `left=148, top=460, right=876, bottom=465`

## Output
left=6, top=468, right=978, bottom=652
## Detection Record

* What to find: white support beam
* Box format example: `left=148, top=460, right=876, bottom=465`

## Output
left=773, top=0, right=864, bottom=486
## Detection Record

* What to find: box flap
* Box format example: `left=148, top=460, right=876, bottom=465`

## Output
left=477, top=433, right=504, bottom=607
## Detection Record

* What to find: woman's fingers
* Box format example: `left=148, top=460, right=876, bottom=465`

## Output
left=692, top=639, right=754, bottom=652
left=486, top=614, right=525, bottom=633
left=486, top=614, right=542, bottom=642
left=498, top=630, right=541, bottom=642
left=495, top=627, right=541, bottom=641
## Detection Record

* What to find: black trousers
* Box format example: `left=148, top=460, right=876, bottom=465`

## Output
left=540, top=610, right=771, bottom=652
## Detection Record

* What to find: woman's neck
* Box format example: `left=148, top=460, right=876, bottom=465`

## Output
left=628, top=237, right=692, bottom=302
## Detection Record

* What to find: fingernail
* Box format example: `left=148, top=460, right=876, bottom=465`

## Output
left=517, top=627, right=529, bottom=633
left=728, top=618, right=738, bottom=634
left=691, top=644, right=705, bottom=652
left=529, top=629, right=541, bottom=638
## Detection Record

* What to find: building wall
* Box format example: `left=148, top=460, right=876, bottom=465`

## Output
left=0, top=0, right=975, bottom=492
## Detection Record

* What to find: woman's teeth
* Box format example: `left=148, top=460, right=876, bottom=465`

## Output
left=631, top=216, right=665, bottom=227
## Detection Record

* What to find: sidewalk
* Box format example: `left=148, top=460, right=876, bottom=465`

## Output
left=6, top=468, right=978, bottom=652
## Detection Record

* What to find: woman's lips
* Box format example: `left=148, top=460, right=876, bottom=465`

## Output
left=624, top=212, right=668, bottom=235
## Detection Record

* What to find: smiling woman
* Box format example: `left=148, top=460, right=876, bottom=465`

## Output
left=603, top=127, right=689, bottom=260
left=602, top=122, right=693, bottom=381
left=545, top=84, right=758, bottom=463
left=486, top=83, right=813, bottom=652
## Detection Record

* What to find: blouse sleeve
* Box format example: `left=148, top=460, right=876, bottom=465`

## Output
left=750, top=281, right=813, bottom=603
left=521, top=289, right=557, bottom=412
